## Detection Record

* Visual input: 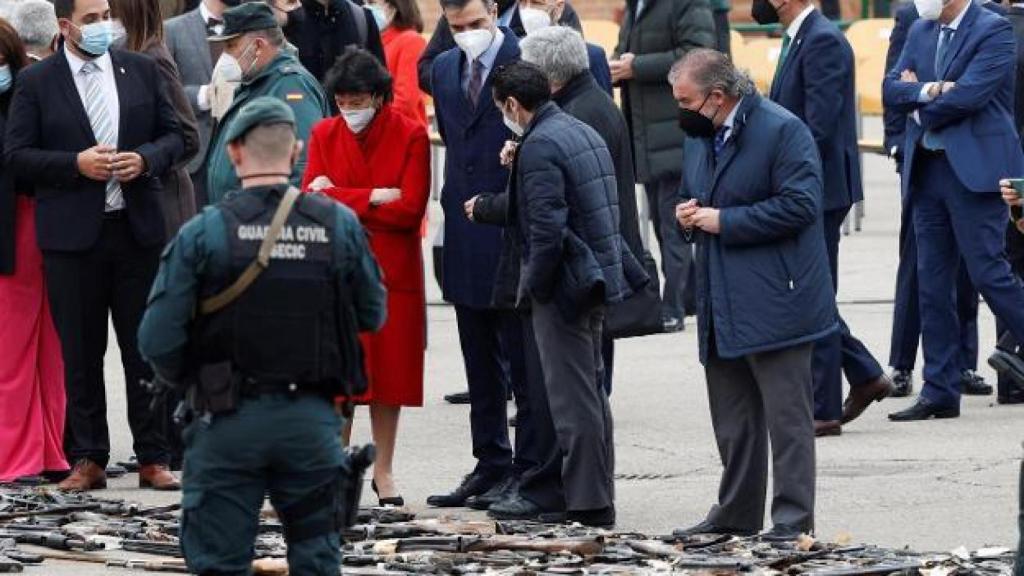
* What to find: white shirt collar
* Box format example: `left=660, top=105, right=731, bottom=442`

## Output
left=64, top=45, right=111, bottom=76
left=720, top=96, right=743, bottom=138
left=200, top=1, right=223, bottom=24
left=946, top=0, right=971, bottom=30
left=786, top=5, right=815, bottom=39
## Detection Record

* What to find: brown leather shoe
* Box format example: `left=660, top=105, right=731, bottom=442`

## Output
left=139, top=464, right=181, bottom=491
left=841, top=374, right=896, bottom=424
left=58, top=459, right=107, bottom=492
left=814, top=420, right=842, bottom=437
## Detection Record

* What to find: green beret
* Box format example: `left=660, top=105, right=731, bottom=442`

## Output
left=223, top=96, right=297, bottom=143
left=209, top=2, right=278, bottom=42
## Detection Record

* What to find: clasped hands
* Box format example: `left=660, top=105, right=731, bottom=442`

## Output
left=78, top=145, right=146, bottom=182
left=900, top=69, right=956, bottom=98
left=308, top=175, right=401, bottom=206
left=675, top=199, right=720, bottom=235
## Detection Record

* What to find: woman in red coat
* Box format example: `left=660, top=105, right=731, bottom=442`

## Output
left=366, top=0, right=428, bottom=127
left=303, top=48, right=429, bottom=506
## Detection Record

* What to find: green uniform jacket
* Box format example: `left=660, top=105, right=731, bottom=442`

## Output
left=205, top=53, right=329, bottom=203
left=137, top=186, right=388, bottom=379
left=711, top=0, right=730, bottom=12
left=614, top=0, right=714, bottom=184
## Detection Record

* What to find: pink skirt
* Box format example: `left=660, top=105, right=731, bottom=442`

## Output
left=0, top=196, right=68, bottom=480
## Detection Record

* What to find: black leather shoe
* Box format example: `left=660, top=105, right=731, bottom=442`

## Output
left=989, top=349, right=1024, bottom=391
left=444, top=391, right=472, bottom=404
left=759, top=524, right=806, bottom=542
left=466, top=476, right=517, bottom=510
left=890, top=369, right=914, bottom=398
left=888, top=397, right=959, bottom=421
left=488, top=492, right=550, bottom=520
left=960, top=370, right=993, bottom=396
left=371, top=480, right=405, bottom=507
left=567, top=507, right=616, bottom=529
left=672, top=520, right=757, bottom=538
left=663, top=317, right=685, bottom=333
left=427, top=472, right=501, bottom=507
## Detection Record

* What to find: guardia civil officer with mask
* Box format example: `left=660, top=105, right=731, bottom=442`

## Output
left=205, top=2, right=329, bottom=204
left=138, top=97, right=387, bottom=575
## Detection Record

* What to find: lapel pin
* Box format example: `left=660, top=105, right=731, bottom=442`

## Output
left=120, top=67, right=126, bottom=74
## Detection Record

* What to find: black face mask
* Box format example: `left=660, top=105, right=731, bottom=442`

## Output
left=751, top=0, right=780, bottom=24
left=677, top=93, right=719, bottom=139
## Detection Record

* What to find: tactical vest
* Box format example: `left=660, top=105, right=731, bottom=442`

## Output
left=194, top=189, right=346, bottom=390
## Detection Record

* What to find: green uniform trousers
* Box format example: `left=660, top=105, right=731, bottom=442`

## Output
left=180, top=394, right=347, bottom=575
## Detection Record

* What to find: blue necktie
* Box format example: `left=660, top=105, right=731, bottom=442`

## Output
left=713, top=126, right=728, bottom=159
left=935, top=26, right=954, bottom=77
left=923, top=26, right=954, bottom=151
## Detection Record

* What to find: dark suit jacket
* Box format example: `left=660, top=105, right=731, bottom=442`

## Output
left=5, top=48, right=185, bottom=252
left=0, top=112, right=13, bottom=274
left=430, top=29, right=520, bottom=308
left=770, top=9, right=862, bottom=212
left=1007, top=5, right=1024, bottom=142
left=143, top=40, right=199, bottom=237
left=883, top=0, right=1007, bottom=161
left=883, top=1, right=1024, bottom=195
left=417, top=3, right=582, bottom=95
left=679, top=94, right=836, bottom=362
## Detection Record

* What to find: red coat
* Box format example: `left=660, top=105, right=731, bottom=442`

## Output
left=382, top=27, right=428, bottom=127
left=302, top=105, right=430, bottom=407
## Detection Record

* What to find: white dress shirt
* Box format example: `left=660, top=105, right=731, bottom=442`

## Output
left=786, top=5, right=815, bottom=40
left=65, top=46, right=123, bottom=211
left=200, top=1, right=225, bottom=35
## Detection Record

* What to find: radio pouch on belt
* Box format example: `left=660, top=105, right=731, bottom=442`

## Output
left=199, top=186, right=302, bottom=316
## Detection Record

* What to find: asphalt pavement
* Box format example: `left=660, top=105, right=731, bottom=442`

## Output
left=29, top=119, right=1024, bottom=574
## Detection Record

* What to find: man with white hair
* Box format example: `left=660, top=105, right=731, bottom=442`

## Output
left=9, top=0, right=59, bottom=61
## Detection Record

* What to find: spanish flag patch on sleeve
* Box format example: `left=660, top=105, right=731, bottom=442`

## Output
left=285, top=93, right=304, bottom=102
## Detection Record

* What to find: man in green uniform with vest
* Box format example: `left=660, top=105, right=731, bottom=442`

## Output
left=138, top=97, right=387, bottom=575
left=205, top=2, right=329, bottom=204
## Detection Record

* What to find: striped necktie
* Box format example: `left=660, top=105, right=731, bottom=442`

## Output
left=81, top=61, right=122, bottom=211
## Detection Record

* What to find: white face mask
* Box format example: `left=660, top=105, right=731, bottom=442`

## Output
left=453, top=28, right=494, bottom=60
left=502, top=104, right=524, bottom=136
left=519, top=6, right=553, bottom=35
left=914, top=0, right=944, bottom=20
left=214, top=52, right=243, bottom=83
left=342, top=107, right=377, bottom=133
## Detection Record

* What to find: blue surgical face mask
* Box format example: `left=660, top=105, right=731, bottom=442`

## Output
left=72, top=20, right=119, bottom=57
left=367, top=4, right=390, bottom=30
left=0, top=66, right=12, bottom=95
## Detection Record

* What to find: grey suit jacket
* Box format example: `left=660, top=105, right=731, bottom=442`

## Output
left=165, top=7, right=213, bottom=175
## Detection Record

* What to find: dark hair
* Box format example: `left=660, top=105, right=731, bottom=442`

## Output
left=111, top=0, right=164, bottom=52
left=384, top=0, right=423, bottom=32
left=0, top=19, right=29, bottom=115
left=491, top=61, right=550, bottom=111
left=439, top=0, right=494, bottom=13
left=324, top=46, right=393, bottom=101
left=54, top=0, right=74, bottom=19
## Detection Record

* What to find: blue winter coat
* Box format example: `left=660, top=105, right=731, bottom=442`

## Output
left=513, top=102, right=647, bottom=321
left=430, top=30, right=520, bottom=308
left=679, top=94, right=837, bottom=362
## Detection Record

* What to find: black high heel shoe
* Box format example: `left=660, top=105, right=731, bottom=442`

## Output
left=371, top=480, right=405, bottom=507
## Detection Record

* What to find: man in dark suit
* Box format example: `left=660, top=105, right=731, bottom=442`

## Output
left=759, top=0, right=893, bottom=436
left=987, top=0, right=1024, bottom=405
left=884, top=0, right=1024, bottom=420
left=883, top=0, right=992, bottom=401
left=416, top=0, right=582, bottom=94
left=671, top=49, right=834, bottom=541
left=6, top=0, right=185, bottom=490
left=165, top=0, right=230, bottom=207
left=426, top=0, right=530, bottom=508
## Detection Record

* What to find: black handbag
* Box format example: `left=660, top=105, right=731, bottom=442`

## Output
left=605, top=250, right=664, bottom=338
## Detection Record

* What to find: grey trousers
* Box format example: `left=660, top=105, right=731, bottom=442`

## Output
left=531, top=300, right=615, bottom=512
left=705, top=342, right=816, bottom=532
left=646, top=177, right=695, bottom=320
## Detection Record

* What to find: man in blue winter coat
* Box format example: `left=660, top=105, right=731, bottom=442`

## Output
left=669, top=49, right=836, bottom=540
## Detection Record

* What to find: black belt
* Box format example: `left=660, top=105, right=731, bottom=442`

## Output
left=242, top=378, right=328, bottom=398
